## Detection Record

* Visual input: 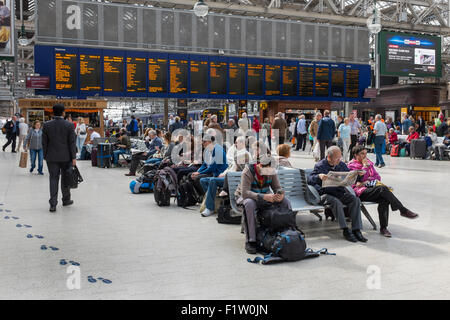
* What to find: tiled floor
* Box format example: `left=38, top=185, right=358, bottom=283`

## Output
left=0, top=137, right=449, bottom=299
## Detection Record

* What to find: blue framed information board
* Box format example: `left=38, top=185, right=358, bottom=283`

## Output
left=35, top=45, right=371, bottom=102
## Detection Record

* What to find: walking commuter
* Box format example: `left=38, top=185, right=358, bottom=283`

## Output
left=23, top=120, right=44, bottom=175
left=128, top=115, right=139, bottom=137
left=42, top=104, right=77, bottom=212
left=272, top=112, right=287, bottom=145
left=349, top=113, right=361, bottom=153
left=295, top=115, right=308, bottom=151
left=238, top=112, right=250, bottom=133
left=2, top=116, right=19, bottom=153
left=17, top=118, right=29, bottom=153
left=338, top=117, right=351, bottom=162
left=373, top=114, right=388, bottom=168
left=317, top=110, right=336, bottom=160
left=75, top=117, right=87, bottom=157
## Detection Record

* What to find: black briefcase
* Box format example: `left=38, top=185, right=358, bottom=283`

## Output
left=65, top=166, right=84, bottom=189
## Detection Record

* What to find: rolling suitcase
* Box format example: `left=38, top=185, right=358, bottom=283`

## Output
left=410, top=139, right=427, bottom=159
left=91, top=148, right=98, bottom=167
left=97, top=143, right=112, bottom=168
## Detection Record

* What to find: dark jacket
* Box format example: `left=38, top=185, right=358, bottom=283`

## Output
left=4, top=120, right=19, bottom=138
left=42, top=117, right=77, bottom=162
left=169, top=121, right=184, bottom=133
left=317, top=117, right=336, bottom=141
left=308, top=158, right=349, bottom=197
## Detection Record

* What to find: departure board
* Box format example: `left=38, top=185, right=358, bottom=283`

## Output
left=315, top=67, right=329, bottom=97
left=80, top=54, right=101, bottom=91
left=55, top=52, right=77, bottom=91
left=282, top=66, right=297, bottom=96
left=126, top=57, right=146, bottom=93
left=247, top=64, right=263, bottom=96
left=331, top=68, right=345, bottom=98
left=170, top=60, right=188, bottom=94
left=190, top=60, right=208, bottom=94
left=265, top=65, right=281, bottom=96
left=299, top=65, right=314, bottom=96
left=346, top=69, right=360, bottom=98
left=210, top=62, right=227, bottom=95
left=148, top=58, right=167, bottom=93
left=104, top=56, right=124, bottom=92
left=229, top=63, right=245, bottom=95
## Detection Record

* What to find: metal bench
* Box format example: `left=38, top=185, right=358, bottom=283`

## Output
left=300, top=168, right=378, bottom=230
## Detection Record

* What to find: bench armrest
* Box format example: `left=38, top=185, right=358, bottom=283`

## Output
left=306, top=185, right=321, bottom=205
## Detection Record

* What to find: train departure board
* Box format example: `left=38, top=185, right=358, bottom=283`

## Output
left=346, top=69, right=359, bottom=98
left=55, top=52, right=77, bottom=91
left=127, top=57, right=146, bottom=93
left=282, top=66, right=297, bottom=96
left=210, top=62, right=227, bottom=95
left=190, top=60, right=208, bottom=94
left=247, top=64, right=263, bottom=96
left=80, top=54, right=101, bottom=91
left=148, top=58, right=167, bottom=93
left=229, top=63, right=245, bottom=95
left=331, top=68, right=344, bottom=98
left=315, top=66, right=329, bottom=97
left=170, top=60, right=188, bottom=94
left=104, top=56, right=124, bottom=92
left=265, top=65, right=281, bottom=96
left=299, top=65, right=314, bottom=96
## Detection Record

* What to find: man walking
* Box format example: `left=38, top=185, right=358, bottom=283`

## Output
left=349, top=113, right=361, bottom=153
left=373, top=114, right=388, bottom=168
left=42, top=104, right=77, bottom=212
left=295, top=115, right=307, bottom=151
left=317, top=110, right=336, bottom=160
left=272, top=112, right=287, bottom=146
left=2, top=115, right=19, bottom=153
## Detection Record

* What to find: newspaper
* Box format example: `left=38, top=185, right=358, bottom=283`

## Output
left=322, top=170, right=366, bottom=188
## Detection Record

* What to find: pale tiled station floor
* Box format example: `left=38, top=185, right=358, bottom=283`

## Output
left=0, top=137, right=449, bottom=300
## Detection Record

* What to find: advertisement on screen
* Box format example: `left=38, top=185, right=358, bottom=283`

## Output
left=0, top=0, right=14, bottom=58
left=379, top=31, right=441, bottom=78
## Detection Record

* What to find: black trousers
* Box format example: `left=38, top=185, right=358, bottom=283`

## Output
left=47, top=161, right=72, bottom=207
left=319, top=140, right=333, bottom=160
left=350, top=134, right=358, bottom=153
left=296, top=133, right=307, bottom=151
left=359, top=186, right=406, bottom=229
left=3, top=134, right=17, bottom=152
left=173, top=165, right=200, bottom=182
left=129, top=153, right=148, bottom=174
left=279, top=136, right=285, bottom=145
left=188, top=172, right=212, bottom=197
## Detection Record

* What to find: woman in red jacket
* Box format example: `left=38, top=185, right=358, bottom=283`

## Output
left=403, top=126, right=419, bottom=156
left=252, top=117, right=261, bottom=139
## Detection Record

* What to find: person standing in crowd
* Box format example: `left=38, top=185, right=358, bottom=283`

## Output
left=338, top=117, right=351, bottom=163
left=42, top=104, right=77, bottom=212
left=288, top=117, right=296, bottom=141
left=385, top=117, right=394, bottom=131
left=187, top=117, right=195, bottom=134
left=225, top=118, right=238, bottom=131
left=23, top=120, right=44, bottom=175
left=252, top=117, right=261, bottom=139
left=2, top=116, right=19, bottom=153
left=262, top=118, right=272, bottom=149
left=16, top=117, right=29, bottom=153
left=75, top=117, right=87, bottom=158
left=317, top=110, right=335, bottom=160
left=238, top=112, right=250, bottom=133
left=417, top=116, right=426, bottom=136
left=309, top=112, right=322, bottom=152
left=128, top=115, right=139, bottom=137
left=121, top=119, right=128, bottom=130
left=348, top=145, right=419, bottom=237
left=308, top=146, right=367, bottom=243
left=169, top=116, right=183, bottom=133
left=349, top=113, right=361, bottom=153
left=373, top=114, right=388, bottom=168
left=401, top=114, right=412, bottom=135
left=272, top=112, right=287, bottom=146
left=208, top=115, right=223, bottom=134
left=295, top=115, right=308, bottom=151
left=137, top=118, right=143, bottom=136
left=168, top=114, right=176, bottom=127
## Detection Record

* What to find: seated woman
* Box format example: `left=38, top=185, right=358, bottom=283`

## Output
left=276, top=144, right=293, bottom=168
left=387, top=128, right=398, bottom=151
left=348, top=145, right=419, bottom=237
left=145, top=132, right=174, bottom=165
left=235, top=141, right=291, bottom=254
left=402, top=126, right=419, bottom=156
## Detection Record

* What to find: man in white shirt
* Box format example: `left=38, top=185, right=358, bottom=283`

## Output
left=17, top=118, right=29, bottom=153
left=84, top=127, right=101, bottom=155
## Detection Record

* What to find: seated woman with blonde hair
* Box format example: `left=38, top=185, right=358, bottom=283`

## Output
left=276, top=144, right=293, bottom=168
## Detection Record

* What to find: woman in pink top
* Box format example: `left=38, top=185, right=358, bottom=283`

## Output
left=348, top=145, right=419, bottom=237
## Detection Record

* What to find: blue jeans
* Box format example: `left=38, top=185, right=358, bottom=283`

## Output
left=30, top=149, right=43, bottom=173
left=200, top=177, right=225, bottom=211
left=145, top=158, right=162, bottom=165
left=113, top=149, right=128, bottom=165
left=76, top=135, right=87, bottom=154
left=374, top=136, right=385, bottom=166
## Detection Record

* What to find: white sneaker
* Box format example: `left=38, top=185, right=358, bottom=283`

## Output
left=201, top=208, right=214, bottom=217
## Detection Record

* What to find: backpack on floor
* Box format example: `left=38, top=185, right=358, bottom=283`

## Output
left=390, top=144, right=400, bottom=157
left=129, top=170, right=156, bottom=194
left=177, top=180, right=200, bottom=208
left=259, top=203, right=297, bottom=233
left=217, top=199, right=242, bottom=225
left=248, top=228, right=335, bottom=265
left=153, top=168, right=178, bottom=206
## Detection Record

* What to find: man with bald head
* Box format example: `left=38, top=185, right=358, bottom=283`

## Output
left=308, top=146, right=367, bottom=243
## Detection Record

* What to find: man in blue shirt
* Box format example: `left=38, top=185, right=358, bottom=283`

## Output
left=373, top=114, right=388, bottom=168
left=295, top=115, right=308, bottom=151
left=2, top=116, right=19, bottom=153
left=125, top=130, right=162, bottom=176
left=401, top=115, right=412, bottom=135
left=317, top=110, right=336, bottom=160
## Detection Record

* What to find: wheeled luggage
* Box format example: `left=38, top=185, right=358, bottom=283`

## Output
left=97, top=143, right=112, bottom=168
left=91, top=148, right=98, bottom=167
left=410, top=139, right=427, bottom=159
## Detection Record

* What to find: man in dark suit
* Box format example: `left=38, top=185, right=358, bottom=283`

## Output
left=42, top=104, right=77, bottom=212
left=317, top=110, right=336, bottom=160
left=2, top=116, right=19, bottom=153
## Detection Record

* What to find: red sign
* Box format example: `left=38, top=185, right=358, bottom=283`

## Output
left=364, top=88, right=378, bottom=99
left=26, top=76, right=50, bottom=89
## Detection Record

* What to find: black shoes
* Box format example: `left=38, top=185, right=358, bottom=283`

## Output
left=62, top=200, right=74, bottom=207
left=353, top=230, right=368, bottom=242
left=49, top=205, right=56, bottom=212
left=245, top=242, right=257, bottom=254
left=343, top=229, right=357, bottom=242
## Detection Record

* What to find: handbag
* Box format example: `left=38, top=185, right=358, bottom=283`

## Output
left=65, top=166, right=84, bottom=189
left=19, top=151, right=28, bottom=168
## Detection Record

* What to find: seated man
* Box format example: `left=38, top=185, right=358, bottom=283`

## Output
left=235, top=142, right=290, bottom=254
left=308, top=146, right=367, bottom=243
left=112, top=129, right=131, bottom=166
left=434, top=130, right=450, bottom=160
left=79, top=127, right=101, bottom=159
left=125, top=130, right=162, bottom=176
left=189, top=132, right=227, bottom=197
left=348, top=145, right=419, bottom=237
